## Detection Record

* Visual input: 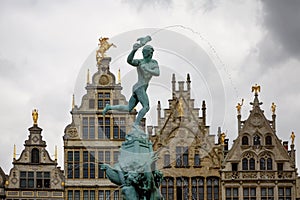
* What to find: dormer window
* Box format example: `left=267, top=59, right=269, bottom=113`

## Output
left=242, top=136, right=249, bottom=145
left=31, top=148, right=40, bottom=164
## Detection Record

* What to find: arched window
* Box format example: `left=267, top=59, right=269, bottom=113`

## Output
left=260, top=158, right=265, bottom=170
left=242, top=158, right=248, bottom=170
left=242, top=136, right=249, bottom=145
left=253, top=135, right=261, bottom=145
left=267, top=158, right=272, bottom=170
left=31, top=148, right=40, bottom=164
left=249, top=158, right=255, bottom=170
left=265, top=136, right=272, bottom=145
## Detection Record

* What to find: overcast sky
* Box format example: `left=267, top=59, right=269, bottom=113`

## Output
left=1, top=0, right=300, bottom=174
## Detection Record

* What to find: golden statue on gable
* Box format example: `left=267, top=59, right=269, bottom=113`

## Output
left=252, top=84, right=261, bottom=94
left=96, top=37, right=116, bottom=64
left=236, top=98, right=244, bottom=115
left=177, top=97, right=184, bottom=117
left=32, top=109, right=38, bottom=125
left=271, top=102, right=276, bottom=114
left=291, top=131, right=295, bottom=145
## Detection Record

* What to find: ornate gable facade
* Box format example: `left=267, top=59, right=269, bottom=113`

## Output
left=149, top=74, right=223, bottom=200
left=5, top=111, right=64, bottom=199
left=63, top=55, right=137, bottom=199
left=221, top=87, right=298, bottom=199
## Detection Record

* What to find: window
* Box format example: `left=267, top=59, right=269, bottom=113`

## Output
left=20, top=171, right=50, bottom=189
left=113, top=117, right=126, bottom=140
left=243, top=187, right=256, bottom=200
left=226, top=188, right=238, bottom=200
left=249, top=158, right=255, bottom=170
left=98, top=150, right=111, bottom=178
left=253, top=135, right=260, bottom=146
left=161, top=177, right=174, bottom=200
left=176, top=146, right=189, bottom=167
left=278, top=187, right=291, bottom=200
left=232, top=163, right=238, bottom=171
left=68, top=190, right=73, bottom=200
left=242, top=136, right=249, bottom=145
left=191, top=177, right=204, bottom=200
left=99, top=190, right=111, bottom=200
left=83, top=151, right=95, bottom=179
left=20, top=171, right=34, bottom=188
left=261, top=187, right=274, bottom=200
left=194, top=152, right=201, bottom=167
left=67, top=151, right=80, bottom=179
left=74, top=190, right=80, bottom=200
left=82, top=117, right=95, bottom=139
left=164, top=153, right=171, bottom=168
left=113, top=190, right=120, bottom=200
left=82, top=190, right=95, bottom=200
left=36, top=172, right=50, bottom=188
left=277, top=163, right=283, bottom=171
left=260, top=158, right=265, bottom=170
left=242, top=158, right=248, bottom=170
left=207, top=177, right=219, bottom=200
left=31, top=148, right=40, bottom=164
left=98, top=117, right=111, bottom=139
left=267, top=158, right=272, bottom=170
left=98, top=92, right=110, bottom=109
left=176, top=177, right=189, bottom=200
left=113, top=151, right=119, bottom=165
left=265, top=136, right=272, bottom=145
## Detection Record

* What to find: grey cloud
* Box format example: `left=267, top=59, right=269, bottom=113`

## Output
left=258, top=0, right=300, bottom=64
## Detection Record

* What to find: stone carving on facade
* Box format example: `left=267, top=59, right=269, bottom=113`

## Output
left=66, top=126, right=78, bottom=138
left=260, top=171, right=275, bottom=179
left=242, top=172, right=257, bottom=179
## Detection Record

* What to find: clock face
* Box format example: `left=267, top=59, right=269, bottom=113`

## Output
left=99, top=75, right=110, bottom=85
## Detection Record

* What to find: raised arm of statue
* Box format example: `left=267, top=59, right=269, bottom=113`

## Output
left=127, top=47, right=139, bottom=67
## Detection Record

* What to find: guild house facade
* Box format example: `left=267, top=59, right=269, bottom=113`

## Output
left=0, top=38, right=300, bottom=200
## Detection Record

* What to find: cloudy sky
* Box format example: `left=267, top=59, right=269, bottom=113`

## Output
left=1, top=0, right=300, bottom=174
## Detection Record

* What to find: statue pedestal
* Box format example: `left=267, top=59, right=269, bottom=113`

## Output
left=102, top=127, right=163, bottom=200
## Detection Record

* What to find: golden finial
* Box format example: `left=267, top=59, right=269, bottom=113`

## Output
left=87, top=69, right=90, bottom=84
left=236, top=98, right=244, bottom=115
left=13, top=144, right=16, bottom=159
left=32, top=109, right=38, bottom=125
left=118, top=68, right=121, bottom=84
left=291, top=131, right=295, bottom=145
left=220, top=132, right=226, bottom=145
left=177, top=97, right=184, bottom=117
left=251, top=84, right=261, bottom=94
left=55, top=145, right=58, bottom=161
left=72, top=94, right=75, bottom=109
left=271, top=102, right=276, bottom=114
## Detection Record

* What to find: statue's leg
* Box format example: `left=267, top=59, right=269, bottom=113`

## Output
left=102, top=94, right=138, bottom=115
left=134, top=88, right=149, bottom=125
